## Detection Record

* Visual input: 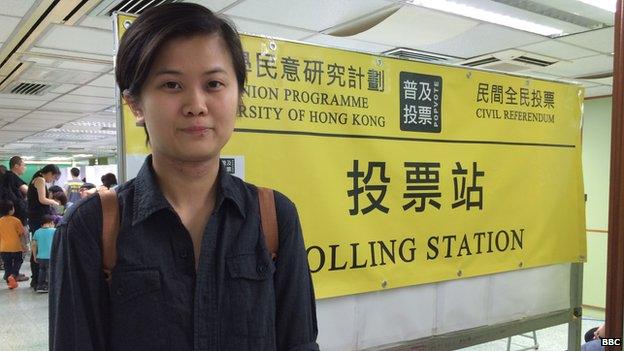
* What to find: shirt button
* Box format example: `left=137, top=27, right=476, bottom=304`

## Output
left=115, top=287, right=123, bottom=296
left=257, top=264, right=267, bottom=274
left=179, top=251, right=189, bottom=259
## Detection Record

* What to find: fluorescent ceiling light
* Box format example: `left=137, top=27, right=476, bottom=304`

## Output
left=577, top=0, right=616, bottom=12
left=72, top=154, right=93, bottom=158
left=47, top=156, right=72, bottom=161
left=408, top=0, right=564, bottom=36
left=21, top=156, right=35, bottom=160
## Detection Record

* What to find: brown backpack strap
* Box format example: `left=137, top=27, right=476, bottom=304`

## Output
left=99, top=189, right=119, bottom=285
left=258, top=187, right=278, bottom=261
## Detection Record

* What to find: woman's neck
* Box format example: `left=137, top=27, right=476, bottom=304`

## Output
left=151, top=154, right=221, bottom=209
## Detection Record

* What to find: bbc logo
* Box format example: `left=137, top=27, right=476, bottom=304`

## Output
left=601, top=338, right=622, bottom=346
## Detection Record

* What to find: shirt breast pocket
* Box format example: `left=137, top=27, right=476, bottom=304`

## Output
left=225, top=253, right=276, bottom=340
left=110, top=269, right=166, bottom=351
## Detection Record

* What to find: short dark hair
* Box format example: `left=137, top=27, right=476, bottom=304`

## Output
left=0, top=199, right=14, bottom=216
left=41, top=214, right=55, bottom=225
left=70, top=167, right=80, bottom=177
left=101, top=173, right=118, bottom=189
left=9, top=156, right=23, bottom=169
left=115, top=3, right=247, bottom=144
left=80, top=183, right=96, bottom=190
left=0, top=164, right=6, bottom=175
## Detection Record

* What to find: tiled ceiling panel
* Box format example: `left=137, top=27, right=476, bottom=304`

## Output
left=535, top=54, right=613, bottom=77
left=56, top=94, right=113, bottom=105
left=28, top=47, right=112, bottom=62
left=41, top=101, right=111, bottom=113
left=585, top=85, right=612, bottom=97
left=78, top=16, right=114, bottom=31
left=225, top=0, right=391, bottom=32
left=0, top=109, right=29, bottom=122
left=0, top=97, right=46, bottom=109
left=35, top=24, right=114, bottom=56
left=231, top=16, right=315, bottom=41
left=89, top=74, right=116, bottom=88
left=186, top=0, right=240, bottom=12
left=303, top=34, right=394, bottom=54
left=0, top=131, right=33, bottom=142
left=71, top=85, right=115, bottom=98
left=419, top=23, right=545, bottom=58
left=350, top=6, right=479, bottom=49
left=518, top=40, right=600, bottom=60
left=0, top=92, right=60, bottom=102
left=18, top=65, right=102, bottom=85
left=0, top=0, right=36, bottom=17
left=29, top=111, right=84, bottom=121
left=3, top=120, right=60, bottom=131
left=57, top=61, right=112, bottom=73
left=557, top=27, right=614, bottom=54
left=0, top=15, right=21, bottom=43
left=50, top=84, right=79, bottom=94
left=530, top=0, right=614, bottom=25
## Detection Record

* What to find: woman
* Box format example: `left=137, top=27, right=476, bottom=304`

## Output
left=27, top=164, right=60, bottom=290
left=50, top=3, right=318, bottom=351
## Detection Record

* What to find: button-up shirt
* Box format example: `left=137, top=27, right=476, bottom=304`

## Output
left=50, top=156, right=319, bottom=351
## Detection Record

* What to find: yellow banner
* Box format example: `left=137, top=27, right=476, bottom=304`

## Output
left=116, top=15, right=586, bottom=299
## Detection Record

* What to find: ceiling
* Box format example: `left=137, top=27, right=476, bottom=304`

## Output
left=0, top=0, right=616, bottom=160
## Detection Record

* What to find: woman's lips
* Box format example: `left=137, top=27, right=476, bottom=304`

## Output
left=180, top=126, right=212, bottom=134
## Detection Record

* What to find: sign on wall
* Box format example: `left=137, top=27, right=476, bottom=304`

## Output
left=116, top=14, right=586, bottom=299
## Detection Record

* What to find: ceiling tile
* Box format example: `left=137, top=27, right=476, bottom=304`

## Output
left=350, top=6, right=478, bottom=49
left=70, top=85, right=115, bottom=98
left=88, top=74, right=116, bottom=88
left=0, top=131, right=32, bottom=141
left=518, top=40, right=599, bottom=60
left=0, top=108, right=29, bottom=122
left=303, top=34, right=393, bottom=54
left=232, top=17, right=315, bottom=41
left=225, top=0, right=391, bottom=31
left=530, top=0, right=614, bottom=26
left=41, top=102, right=110, bottom=113
left=28, top=111, right=84, bottom=121
left=0, top=0, right=36, bottom=17
left=0, top=15, right=21, bottom=43
left=35, top=24, right=114, bottom=56
left=57, top=61, right=112, bottom=73
left=0, top=92, right=60, bottom=102
left=56, top=94, right=113, bottom=105
left=419, top=23, right=545, bottom=59
left=0, top=97, right=45, bottom=109
left=50, top=84, right=79, bottom=94
left=78, top=16, right=114, bottom=31
left=18, top=65, right=102, bottom=85
left=536, top=54, right=612, bottom=78
left=185, top=0, right=240, bottom=12
left=3, top=120, right=59, bottom=131
left=28, top=47, right=112, bottom=62
left=585, top=85, right=612, bottom=97
left=557, top=27, right=614, bottom=54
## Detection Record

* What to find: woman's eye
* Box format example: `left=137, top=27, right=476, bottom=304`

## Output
left=207, top=81, right=223, bottom=89
left=163, top=82, right=181, bottom=89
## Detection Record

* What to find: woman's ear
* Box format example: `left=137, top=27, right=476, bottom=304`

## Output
left=122, top=90, right=145, bottom=126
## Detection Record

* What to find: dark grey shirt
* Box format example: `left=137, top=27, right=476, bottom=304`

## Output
left=50, top=156, right=319, bottom=351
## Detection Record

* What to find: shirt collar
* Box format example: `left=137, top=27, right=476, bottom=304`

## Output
left=132, top=155, right=246, bottom=225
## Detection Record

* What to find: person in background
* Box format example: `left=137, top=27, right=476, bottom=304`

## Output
left=99, top=173, right=118, bottom=191
left=27, top=164, right=60, bottom=290
left=50, top=3, right=318, bottom=350
left=1, top=156, right=29, bottom=282
left=0, top=164, right=6, bottom=183
left=0, top=200, right=27, bottom=289
left=31, top=215, right=56, bottom=293
left=64, top=168, right=83, bottom=206
left=78, top=183, right=96, bottom=199
left=48, top=186, right=68, bottom=224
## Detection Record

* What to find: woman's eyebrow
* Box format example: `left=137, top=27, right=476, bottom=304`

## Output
left=153, top=68, right=228, bottom=76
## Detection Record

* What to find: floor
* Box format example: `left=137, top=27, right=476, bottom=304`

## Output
left=0, top=261, right=606, bottom=351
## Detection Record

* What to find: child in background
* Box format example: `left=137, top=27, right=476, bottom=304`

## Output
left=0, top=199, right=27, bottom=289
left=31, top=215, right=56, bottom=293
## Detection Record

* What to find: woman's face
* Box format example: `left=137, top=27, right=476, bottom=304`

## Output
left=43, top=172, right=58, bottom=183
left=128, top=34, right=240, bottom=163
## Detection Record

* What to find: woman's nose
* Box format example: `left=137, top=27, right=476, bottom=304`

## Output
left=182, top=87, right=208, bottom=117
